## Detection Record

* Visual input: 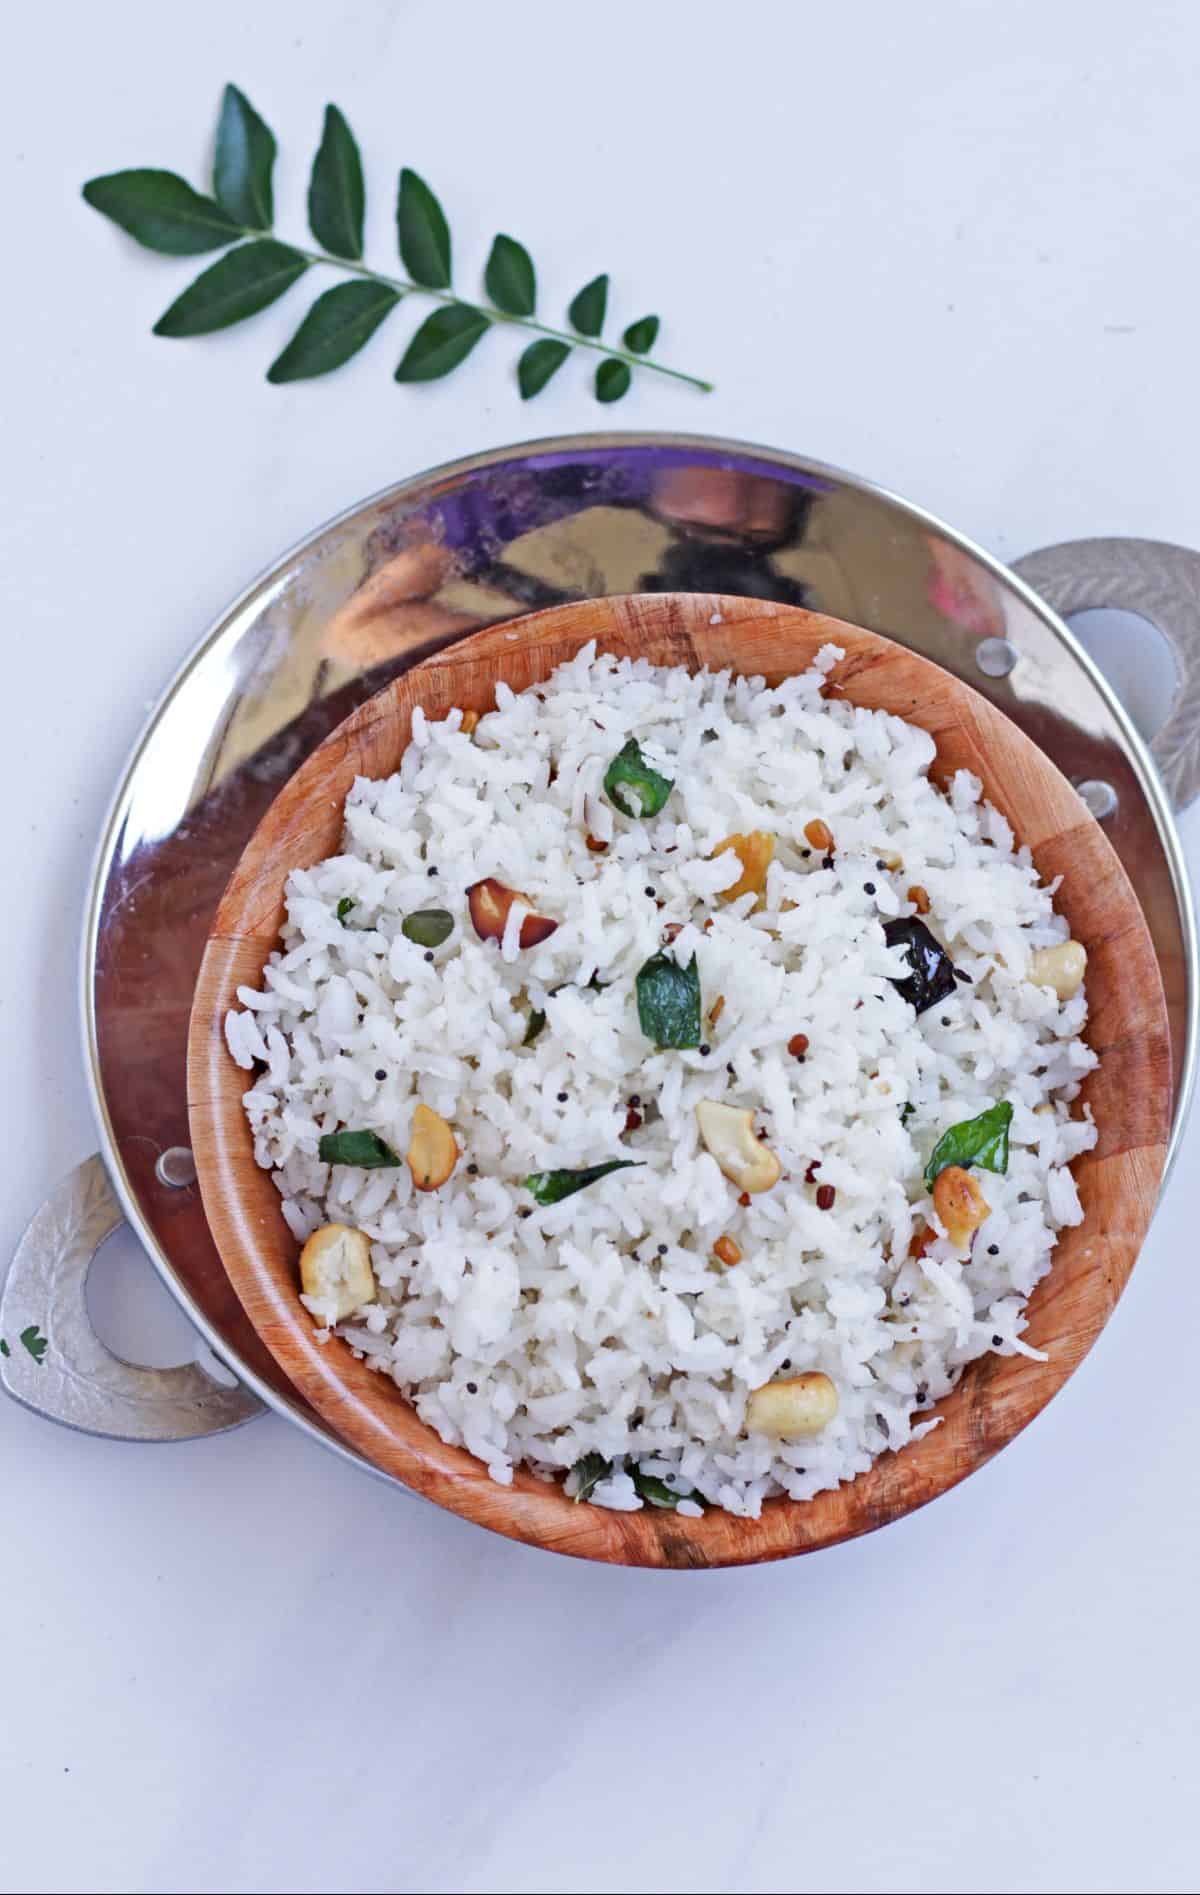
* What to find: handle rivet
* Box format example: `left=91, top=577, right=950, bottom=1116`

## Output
left=1076, top=778, right=1119, bottom=820
left=975, top=637, right=1018, bottom=678
left=155, top=1147, right=197, bottom=1189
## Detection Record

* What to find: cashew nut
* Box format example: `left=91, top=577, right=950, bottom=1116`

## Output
left=695, top=1100, right=781, bottom=1193
left=932, top=1165, right=990, bottom=1249
left=746, top=1372, right=838, bottom=1437
left=299, top=1224, right=376, bottom=1323
left=407, top=1103, right=460, bottom=1191
left=713, top=830, right=775, bottom=905
left=1027, top=940, right=1087, bottom=1001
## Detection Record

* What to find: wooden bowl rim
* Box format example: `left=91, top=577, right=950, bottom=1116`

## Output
left=187, top=593, right=1171, bottom=1568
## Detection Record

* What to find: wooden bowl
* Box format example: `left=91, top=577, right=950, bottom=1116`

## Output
left=188, top=594, right=1172, bottom=1567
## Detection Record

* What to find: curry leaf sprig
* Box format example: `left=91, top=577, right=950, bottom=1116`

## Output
left=82, top=85, right=714, bottom=405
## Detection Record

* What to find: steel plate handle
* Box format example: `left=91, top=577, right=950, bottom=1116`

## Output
left=1, top=1155, right=264, bottom=1441
left=1012, top=537, right=1200, bottom=810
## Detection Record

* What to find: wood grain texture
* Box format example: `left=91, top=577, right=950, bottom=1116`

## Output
left=187, top=594, right=1172, bottom=1568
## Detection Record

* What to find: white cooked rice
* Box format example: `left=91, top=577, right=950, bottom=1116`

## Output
left=225, top=641, right=1097, bottom=1517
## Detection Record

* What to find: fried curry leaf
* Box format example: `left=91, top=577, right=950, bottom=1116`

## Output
left=636, top=952, right=701, bottom=1048
left=524, top=1160, right=640, bottom=1205
left=522, top=1008, right=547, bottom=1046
left=336, top=897, right=355, bottom=921
left=401, top=908, right=454, bottom=947
left=570, top=1451, right=612, bottom=1502
left=604, top=738, right=673, bottom=818
left=924, top=1101, right=1013, bottom=1187
left=319, top=1129, right=402, bottom=1168
left=630, top=1467, right=705, bottom=1510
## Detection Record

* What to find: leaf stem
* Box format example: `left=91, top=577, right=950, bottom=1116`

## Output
left=287, top=244, right=714, bottom=392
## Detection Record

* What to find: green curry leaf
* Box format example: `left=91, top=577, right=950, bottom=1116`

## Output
left=630, top=1467, right=705, bottom=1510
left=524, top=1160, right=640, bottom=1205
left=636, top=952, right=701, bottom=1049
left=319, top=1129, right=402, bottom=1169
left=924, top=1101, right=1013, bottom=1187
left=604, top=738, right=673, bottom=818
left=570, top=1452, right=612, bottom=1502
left=213, top=84, right=277, bottom=229
left=522, top=1008, right=547, bottom=1046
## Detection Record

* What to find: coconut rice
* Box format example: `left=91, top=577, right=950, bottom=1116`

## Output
left=225, top=642, right=1097, bottom=1518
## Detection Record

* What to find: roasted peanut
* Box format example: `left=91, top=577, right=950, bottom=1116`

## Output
left=299, top=1224, right=376, bottom=1323
left=695, top=1100, right=781, bottom=1193
left=787, top=1032, right=809, bottom=1058
left=746, top=1372, right=838, bottom=1438
left=713, top=830, right=775, bottom=905
left=932, top=1164, right=990, bottom=1249
left=1027, top=940, right=1087, bottom=1001
left=712, top=1234, right=742, bottom=1267
left=467, top=878, right=558, bottom=949
left=407, top=1103, right=460, bottom=1191
left=585, top=834, right=608, bottom=854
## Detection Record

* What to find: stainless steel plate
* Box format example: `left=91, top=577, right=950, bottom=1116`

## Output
left=72, top=433, right=1199, bottom=1468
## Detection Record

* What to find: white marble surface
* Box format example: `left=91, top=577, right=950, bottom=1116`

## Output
left=4, top=3, right=1199, bottom=1891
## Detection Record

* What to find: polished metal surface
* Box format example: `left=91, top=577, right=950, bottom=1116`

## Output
left=1011, top=537, right=1200, bottom=810
left=0, top=1156, right=262, bottom=1440
left=42, top=433, right=1199, bottom=1467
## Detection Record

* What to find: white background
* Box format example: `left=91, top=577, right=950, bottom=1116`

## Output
left=4, top=4, right=1199, bottom=1892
